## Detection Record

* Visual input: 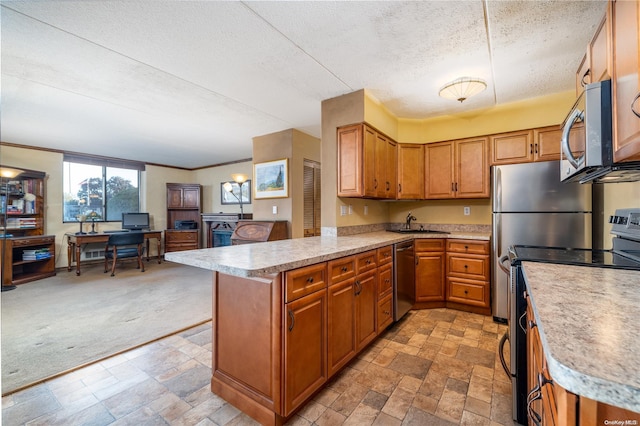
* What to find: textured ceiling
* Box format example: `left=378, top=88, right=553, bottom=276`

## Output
left=0, top=1, right=607, bottom=169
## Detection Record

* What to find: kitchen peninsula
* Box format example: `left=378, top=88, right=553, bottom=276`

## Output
left=165, top=230, right=489, bottom=425
left=522, top=261, right=640, bottom=422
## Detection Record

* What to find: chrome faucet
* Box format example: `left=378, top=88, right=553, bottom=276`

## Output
left=405, top=212, right=417, bottom=229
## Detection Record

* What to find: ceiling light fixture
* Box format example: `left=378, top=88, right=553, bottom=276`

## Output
left=439, top=77, right=487, bottom=103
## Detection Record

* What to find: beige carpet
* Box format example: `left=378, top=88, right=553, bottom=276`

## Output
left=1, top=259, right=212, bottom=395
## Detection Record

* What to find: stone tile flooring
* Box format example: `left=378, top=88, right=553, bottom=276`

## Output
left=2, top=308, right=516, bottom=425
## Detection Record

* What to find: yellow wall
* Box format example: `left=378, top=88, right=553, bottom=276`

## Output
left=601, top=182, right=640, bottom=249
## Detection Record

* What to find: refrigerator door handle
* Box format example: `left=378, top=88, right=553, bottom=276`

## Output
left=499, top=255, right=510, bottom=274
left=496, top=214, right=502, bottom=257
left=498, top=331, right=512, bottom=379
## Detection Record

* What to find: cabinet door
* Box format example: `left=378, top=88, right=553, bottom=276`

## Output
left=611, top=0, right=640, bottom=162
left=576, top=54, right=590, bottom=96
left=284, top=290, right=327, bottom=415
left=374, top=133, right=387, bottom=198
left=589, top=14, right=610, bottom=84
left=377, top=262, right=392, bottom=297
left=337, top=124, right=364, bottom=197
left=182, top=187, right=201, bottom=208
left=167, top=187, right=184, bottom=208
left=415, top=251, right=445, bottom=302
left=355, top=270, right=377, bottom=351
left=490, top=130, right=534, bottom=165
left=327, top=279, right=356, bottom=377
left=397, top=144, right=425, bottom=199
left=363, top=126, right=378, bottom=197
left=425, top=141, right=455, bottom=199
left=456, top=137, right=489, bottom=198
left=384, top=139, right=398, bottom=199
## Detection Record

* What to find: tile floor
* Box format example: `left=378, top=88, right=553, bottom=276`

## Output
left=2, top=308, right=516, bottom=426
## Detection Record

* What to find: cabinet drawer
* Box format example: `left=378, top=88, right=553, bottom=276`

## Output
left=377, top=293, right=393, bottom=331
left=166, top=230, right=198, bottom=243
left=446, top=254, right=490, bottom=280
left=12, top=236, right=55, bottom=247
left=415, top=239, right=445, bottom=252
left=356, top=250, right=377, bottom=274
left=447, top=278, right=489, bottom=307
left=377, top=246, right=393, bottom=265
left=446, top=239, right=489, bottom=255
left=328, top=256, right=356, bottom=285
left=286, top=262, right=327, bottom=302
left=378, top=262, right=392, bottom=297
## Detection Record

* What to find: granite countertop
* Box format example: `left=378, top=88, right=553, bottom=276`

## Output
left=522, top=261, right=640, bottom=413
left=165, top=230, right=490, bottom=278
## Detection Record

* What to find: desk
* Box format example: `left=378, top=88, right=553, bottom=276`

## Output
left=66, top=231, right=162, bottom=275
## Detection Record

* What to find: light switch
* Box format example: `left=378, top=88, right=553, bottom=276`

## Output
left=272, top=206, right=278, bottom=214
left=340, top=206, right=347, bottom=216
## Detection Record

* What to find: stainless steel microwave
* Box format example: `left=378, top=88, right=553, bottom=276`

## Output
left=560, top=79, right=613, bottom=183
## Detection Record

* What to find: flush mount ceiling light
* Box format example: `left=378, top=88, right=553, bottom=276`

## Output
left=439, top=77, right=487, bottom=103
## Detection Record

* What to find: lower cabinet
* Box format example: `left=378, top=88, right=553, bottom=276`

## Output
left=1, top=235, right=56, bottom=285
left=327, top=275, right=356, bottom=377
left=164, top=229, right=199, bottom=252
left=415, top=239, right=446, bottom=304
left=355, top=267, right=377, bottom=350
left=445, top=239, right=491, bottom=315
left=283, top=288, right=327, bottom=416
left=525, top=293, right=638, bottom=426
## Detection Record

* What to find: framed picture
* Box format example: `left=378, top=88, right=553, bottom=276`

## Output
left=220, top=180, right=251, bottom=205
left=254, top=158, right=288, bottom=199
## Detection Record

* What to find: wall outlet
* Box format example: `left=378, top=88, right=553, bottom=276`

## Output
left=464, top=206, right=471, bottom=216
left=340, top=205, right=347, bottom=216
left=272, top=205, right=278, bottom=215
left=364, top=205, right=368, bottom=215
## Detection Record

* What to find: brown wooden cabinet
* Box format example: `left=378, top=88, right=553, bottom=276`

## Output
left=377, top=246, right=393, bottom=331
left=445, top=239, right=491, bottom=315
left=1, top=167, right=55, bottom=286
left=415, top=239, right=446, bottom=304
left=425, top=136, right=489, bottom=199
left=576, top=14, right=610, bottom=96
left=283, top=286, right=327, bottom=416
left=327, top=270, right=356, bottom=377
left=610, top=0, right=640, bottom=163
left=337, top=123, right=397, bottom=199
left=490, top=130, right=535, bottom=165
left=165, top=183, right=202, bottom=253
left=397, top=143, right=425, bottom=199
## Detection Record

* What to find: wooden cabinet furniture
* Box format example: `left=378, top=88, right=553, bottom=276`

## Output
left=576, top=14, right=610, bottom=96
left=425, top=136, right=489, bottom=199
left=1, top=235, right=55, bottom=285
left=610, top=0, right=640, bottom=163
left=445, top=239, right=491, bottom=316
left=376, top=246, right=393, bottom=331
left=1, top=167, right=55, bottom=286
left=525, top=293, right=638, bottom=425
left=414, top=239, right=446, bottom=306
left=230, top=220, right=288, bottom=245
left=337, top=123, right=397, bottom=199
left=283, top=264, right=327, bottom=415
left=212, top=246, right=391, bottom=425
left=201, top=213, right=252, bottom=248
left=397, top=143, right=425, bottom=199
left=165, top=183, right=202, bottom=253
left=490, top=130, right=535, bottom=165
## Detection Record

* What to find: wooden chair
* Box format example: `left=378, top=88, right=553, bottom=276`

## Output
left=104, top=232, right=145, bottom=276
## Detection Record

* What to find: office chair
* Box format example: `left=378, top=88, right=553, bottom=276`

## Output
left=104, top=232, right=145, bottom=276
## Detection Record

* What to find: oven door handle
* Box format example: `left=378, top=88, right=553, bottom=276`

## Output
left=498, top=331, right=511, bottom=379
left=499, top=255, right=510, bottom=274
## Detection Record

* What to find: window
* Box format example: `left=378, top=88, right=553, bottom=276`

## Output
left=63, top=154, right=144, bottom=223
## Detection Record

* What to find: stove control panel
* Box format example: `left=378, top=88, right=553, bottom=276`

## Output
left=610, top=208, right=640, bottom=240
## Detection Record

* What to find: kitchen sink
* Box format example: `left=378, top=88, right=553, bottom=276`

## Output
left=388, top=229, right=450, bottom=234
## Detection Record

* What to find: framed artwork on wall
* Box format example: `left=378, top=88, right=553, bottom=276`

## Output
left=220, top=181, right=251, bottom=205
left=254, top=158, right=288, bottom=199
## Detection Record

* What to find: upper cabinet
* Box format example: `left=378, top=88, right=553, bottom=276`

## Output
left=490, top=130, right=534, bottom=165
left=397, top=143, right=425, bottom=200
left=610, top=0, right=640, bottom=162
left=337, top=123, right=397, bottom=199
left=425, top=136, right=489, bottom=199
left=576, top=14, right=611, bottom=95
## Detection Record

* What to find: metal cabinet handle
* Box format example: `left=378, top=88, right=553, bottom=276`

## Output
left=288, top=309, right=295, bottom=332
left=341, top=266, right=348, bottom=272
left=527, top=383, right=542, bottom=426
left=519, top=311, right=528, bottom=334
left=632, top=92, right=640, bottom=119
left=354, top=280, right=362, bottom=296
left=398, top=183, right=402, bottom=193
left=374, top=179, right=378, bottom=189
left=306, top=276, right=314, bottom=283
left=530, top=143, right=534, bottom=155
left=534, top=143, right=538, bottom=154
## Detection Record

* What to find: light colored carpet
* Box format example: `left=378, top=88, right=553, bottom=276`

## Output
left=1, top=259, right=212, bottom=395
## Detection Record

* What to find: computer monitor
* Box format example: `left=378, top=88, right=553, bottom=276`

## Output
left=121, top=212, right=150, bottom=231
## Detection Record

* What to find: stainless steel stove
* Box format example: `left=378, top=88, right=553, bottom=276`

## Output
left=500, top=208, right=640, bottom=424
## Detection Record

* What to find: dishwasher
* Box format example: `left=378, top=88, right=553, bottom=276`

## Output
left=393, top=240, right=415, bottom=321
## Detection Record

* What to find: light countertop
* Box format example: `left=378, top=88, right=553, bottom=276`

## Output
left=164, top=230, right=490, bottom=278
left=522, top=261, right=640, bottom=413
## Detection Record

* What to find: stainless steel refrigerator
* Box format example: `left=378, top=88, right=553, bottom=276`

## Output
left=491, top=161, right=592, bottom=321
